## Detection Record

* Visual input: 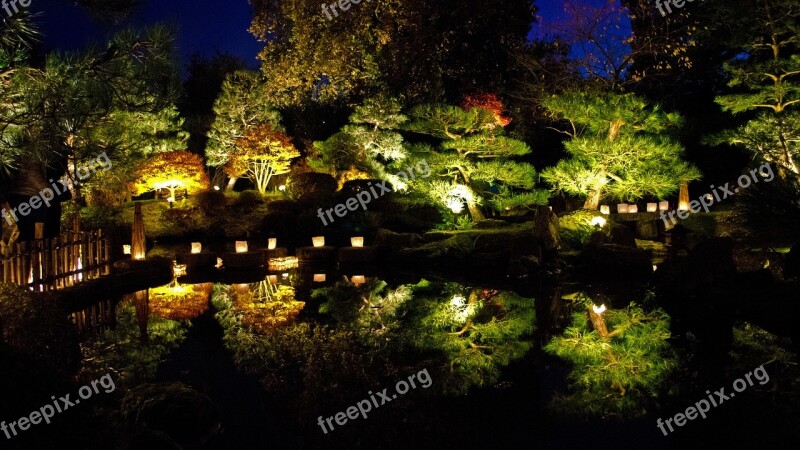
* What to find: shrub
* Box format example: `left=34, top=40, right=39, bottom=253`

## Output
left=0, top=285, right=81, bottom=377
left=558, top=209, right=606, bottom=250
left=266, top=199, right=298, bottom=213
left=196, top=190, right=227, bottom=216
left=286, top=172, right=337, bottom=203
left=161, top=208, right=204, bottom=234
left=234, top=190, right=264, bottom=211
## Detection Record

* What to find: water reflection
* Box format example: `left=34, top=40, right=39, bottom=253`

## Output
left=228, top=274, right=305, bottom=333
left=149, top=279, right=213, bottom=322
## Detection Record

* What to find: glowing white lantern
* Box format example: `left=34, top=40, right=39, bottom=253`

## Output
left=591, top=216, right=607, bottom=228
left=351, top=275, right=366, bottom=285
left=628, top=204, right=639, bottom=214
left=351, top=237, right=364, bottom=248
left=659, top=201, right=669, bottom=211
left=312, top=236, right=325, bottom=247
left=600, top=205, right=610, bottom=215
left=647, top=203, right=658, bottom=212
left=314, top=274, right=326, bottom=282
left=235, top=241, right=248, bottom=253
left=617, top=204, right=629, bottom=214
left=267, top=238, right=277, bottom=250
left=191, top=242, right=202, bottom=254
left=123, top=245, right=132, bottom=255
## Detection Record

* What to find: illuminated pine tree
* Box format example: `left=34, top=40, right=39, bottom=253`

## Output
left=404, top=102, right=548, bottom=221
left=541, top=91, right=701, bottom=209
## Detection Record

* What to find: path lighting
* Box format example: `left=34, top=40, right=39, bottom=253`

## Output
left=351, top=237, right=364, bottom=248
left=312, top=236, right=325, bottom=247
left=591, top=216, right=607, bottom=228
left=235, top=241, right=248, bottom=253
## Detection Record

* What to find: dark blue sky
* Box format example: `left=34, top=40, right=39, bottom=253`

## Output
left=37, top=0, right=262, bottom=69
left=34, top=0, right=609, bottom=72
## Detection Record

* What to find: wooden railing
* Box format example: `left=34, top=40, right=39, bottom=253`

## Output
left=1, top=229, right=111, bottom=292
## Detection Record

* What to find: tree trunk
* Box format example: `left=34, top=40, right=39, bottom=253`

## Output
left=226, top=177, right=238, bottom=192
left=467, top=200, right=485, bottom=222
left=131, top=202, right=146, bottom=260
left=588, top=307, right=609, bottom=338
left=583, top=188, right=602, bottom=210
left=678, top=181, right=690, bottom=211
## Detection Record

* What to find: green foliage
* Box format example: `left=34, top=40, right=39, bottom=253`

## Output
left=211, top=284, right=392, bottom=414
left=309, top=96, right=408, bottom=182
left=558, top=209, right=606, bottom=250
left=709, top=0, right=800, bottom=178
left=206, top=70, right=283, bottom=168
left=0, top=285, right=81, bottom=377
left=79, top=301, right=187, bottom=387
left=541, top=91, right=701, bottom=206
left=545, top=296, right=676, bottom=418
left=404, top=103, right=548, bottom=220
left=316, top=278, right=413, bottom=344
left=399, top=285, right=535, bottom=394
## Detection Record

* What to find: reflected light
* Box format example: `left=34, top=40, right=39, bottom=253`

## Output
left=592, top=304, right=607, bottom=315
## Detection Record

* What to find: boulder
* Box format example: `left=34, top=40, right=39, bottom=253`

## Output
left=375, top=228, right=423, bottom=252
left=610, top=224, right=637, bottom=248
left=533, top=206, right=560, bottom=251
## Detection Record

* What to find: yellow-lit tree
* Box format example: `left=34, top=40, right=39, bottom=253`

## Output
left=132, top=151, right=210, bottom=200
left=225, top=125, right=300, bottom=194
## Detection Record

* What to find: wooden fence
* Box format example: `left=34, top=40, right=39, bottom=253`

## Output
left=1, top=229, right=111, bottom=292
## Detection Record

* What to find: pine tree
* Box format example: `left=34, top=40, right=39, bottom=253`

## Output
left=308, top=95, right=408, bottom=184
left=709, top=0, right=800, bottom=178
left=206, top=70, right=282, bottom=190
left=541, top=91, right=701, bottom=209
left=544, top=294, right=676, bottom=418
left=404, top=101, right=548, bottom=221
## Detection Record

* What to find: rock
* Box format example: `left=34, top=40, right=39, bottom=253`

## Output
left=121, top=383, right=221, bottom=449
left=375, top=228, right=423, bottom=252
left=533, top=206, right=560, bottom=251
left=610, top=224, right=637, bottom=248
left=586, top=230, right=610, bottom=247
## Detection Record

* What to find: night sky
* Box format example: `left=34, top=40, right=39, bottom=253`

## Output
left=34, top=0, right=610, bottom=73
